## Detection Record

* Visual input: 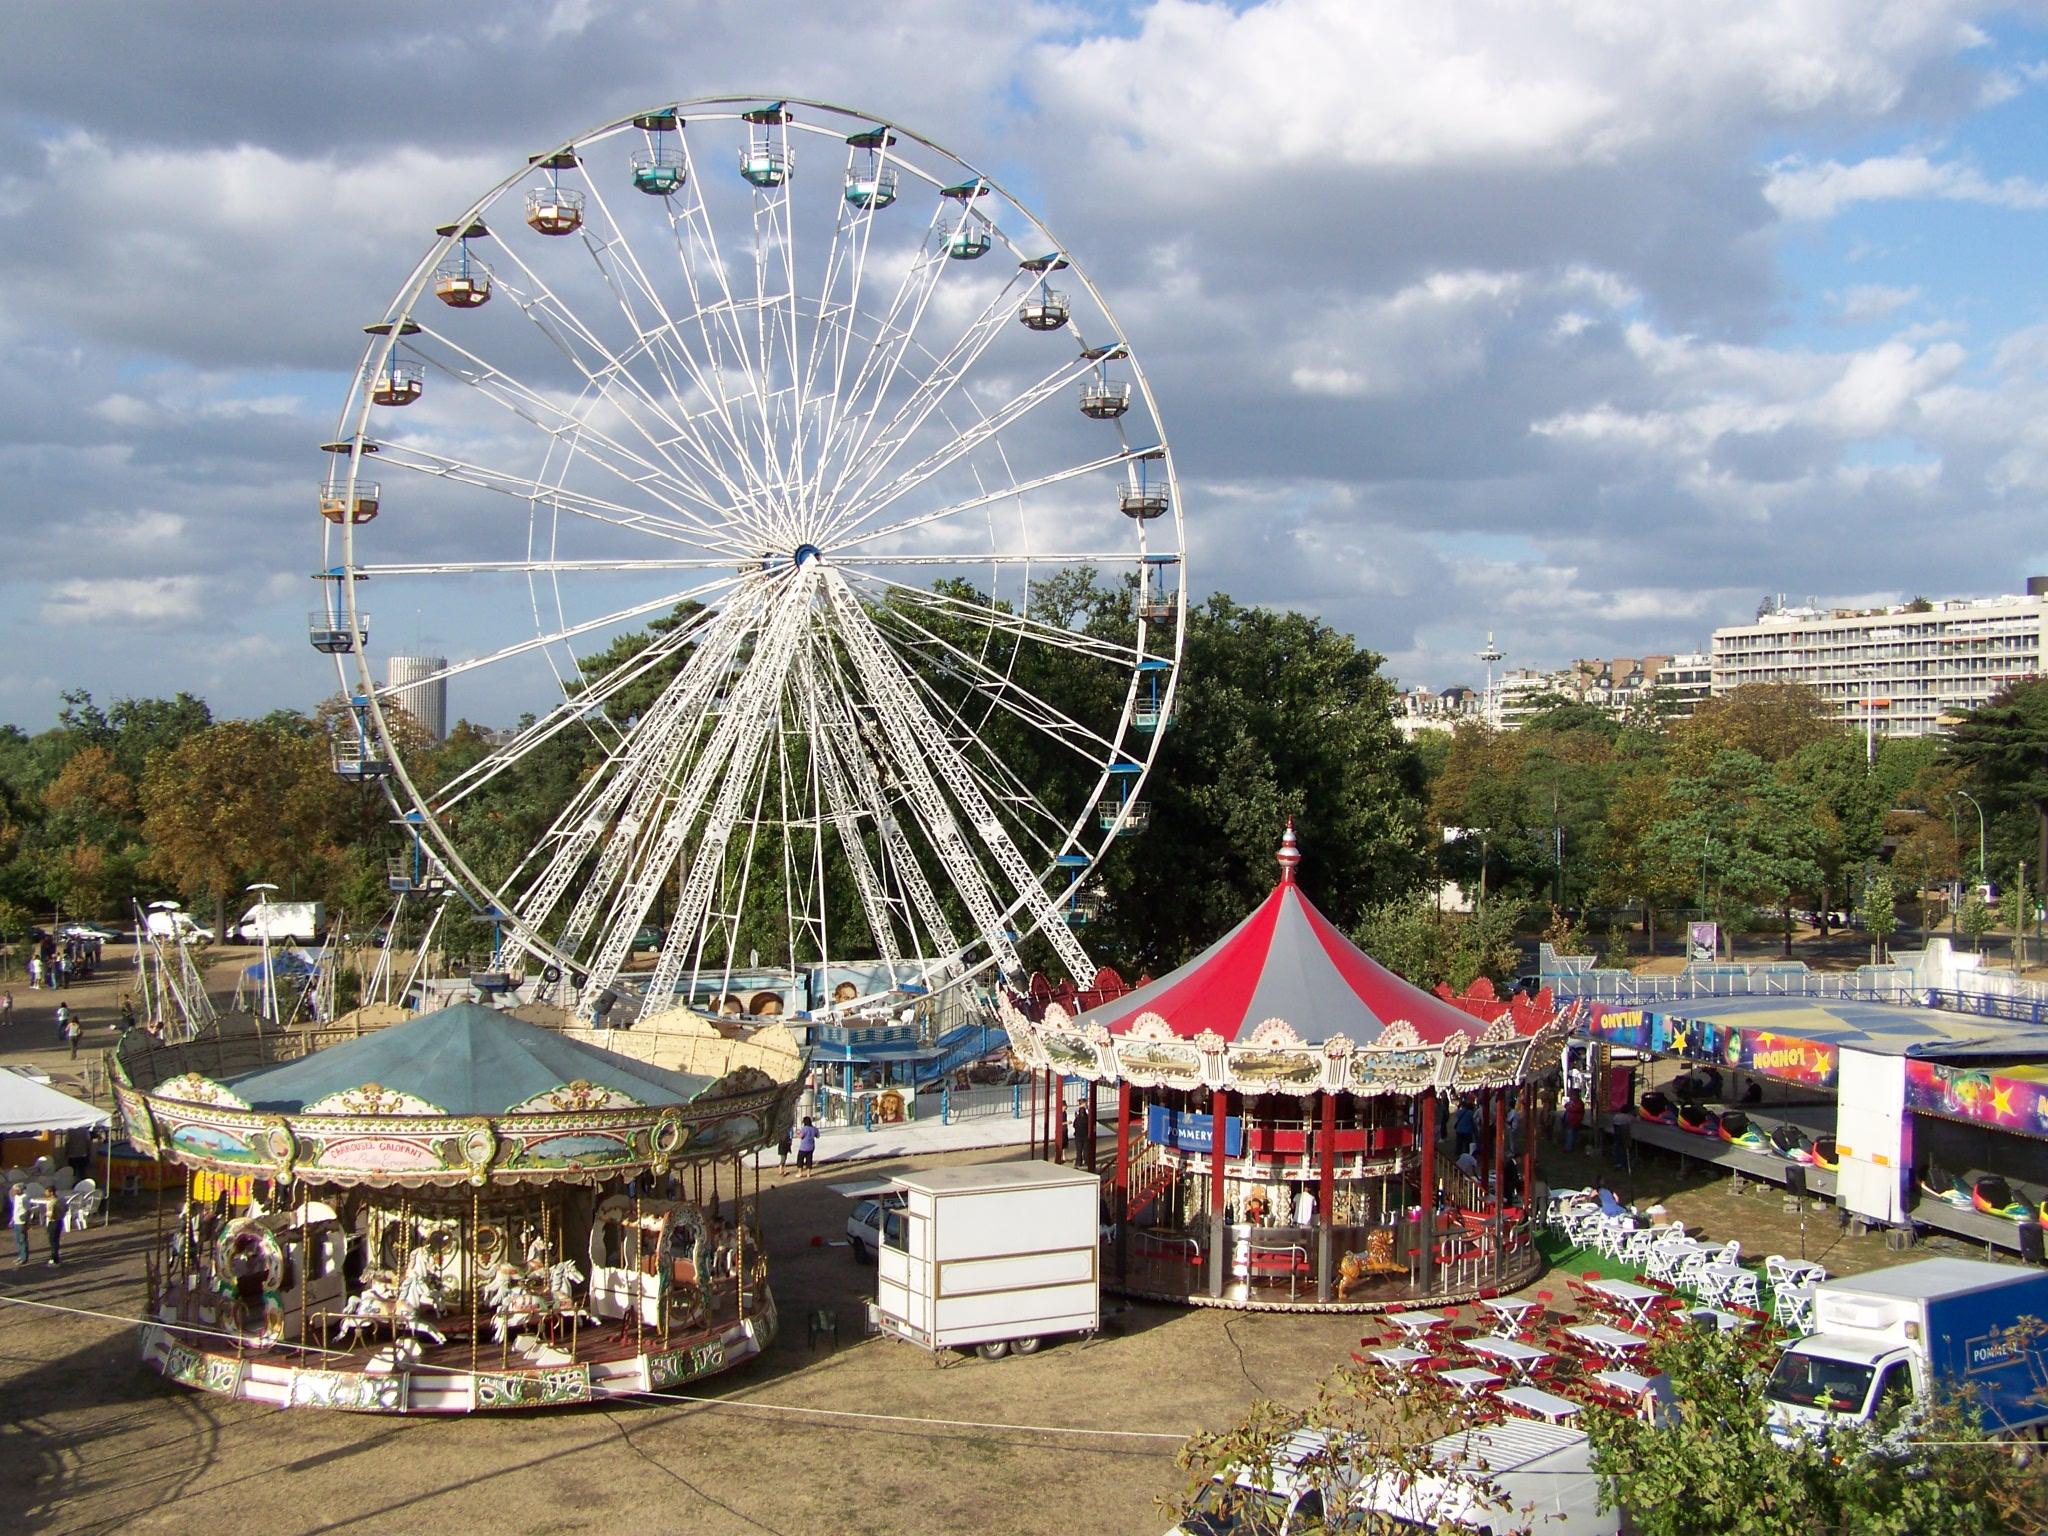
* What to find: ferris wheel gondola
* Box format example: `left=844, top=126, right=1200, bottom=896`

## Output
left=318, top=96, right=1186, bottom=1023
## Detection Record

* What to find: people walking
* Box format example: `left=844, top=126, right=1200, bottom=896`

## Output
left=0, top=989, right=11, bottom=1027
left=1453, top=1099, right=1477, bottom=1158
left=119, top=995, right=135, bottom=1033
left=794, top=1116, right=818, bottom=1174
left=1563, top=1090, right=1586, bottom=1154
left=53, top=1000, right=70, bottom=1047
left=776, top=1122, right=793, bottom=1171
left=61, top=1006, right=81, bottom=1059
left=27, top=953, right=40, bottom=990
left=1072, top=1102, right=1094, bottom=1170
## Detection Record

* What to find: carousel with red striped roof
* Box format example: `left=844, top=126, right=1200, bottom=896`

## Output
left=997, top=824, right=1572, bottom=1311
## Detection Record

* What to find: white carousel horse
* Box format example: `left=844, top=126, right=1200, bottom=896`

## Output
left=483, top=1259, right=593, bottom=1343
left=336, top=1268, right=448, bottom=1348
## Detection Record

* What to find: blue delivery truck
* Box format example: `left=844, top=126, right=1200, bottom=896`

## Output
left=1766, top=1257, right=2048, bottom=1440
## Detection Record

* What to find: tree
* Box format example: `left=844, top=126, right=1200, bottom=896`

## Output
left=1961, top=889, right=1996, bottom=954
left=1857, top=869, right=1898, bottom=964
left=1999, top=875, right=2031, bottom=972
left=1946, top=680, right=2048, bottom=899
left=1670, top=682, right=1831, bottom=773
left=138, top=717, right=349, bottom=931
left=1350, top=891, right=1520, bottom=991
left=1648, top=750, right=1823, bottom=958
left=1591, top=767, right=1693, bottom=959
left=1786, top=735, right=1886, bottom=938
left=1586, top=1317, right=2047, bottom=1535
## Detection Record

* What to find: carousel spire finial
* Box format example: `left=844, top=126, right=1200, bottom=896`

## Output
left=1277, top=818, right=1301, bottom=884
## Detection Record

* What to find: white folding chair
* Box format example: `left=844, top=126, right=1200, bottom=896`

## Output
left=1720, top=1270, right=1761, bottom=1309
left=1772, top=1282, right=1815, bottom=1332
left=1673, top=1251, right=1715, bottom=1293
left=64, top=1187, right=101, bottom=1231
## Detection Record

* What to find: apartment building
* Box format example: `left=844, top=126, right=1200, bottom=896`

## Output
left=1710, top=585, right=2048, bottom=741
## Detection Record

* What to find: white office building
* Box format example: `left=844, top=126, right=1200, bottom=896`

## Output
left=386, top=655, right=449, bottom=741
left=1710, top=587, right=2048, bottom=742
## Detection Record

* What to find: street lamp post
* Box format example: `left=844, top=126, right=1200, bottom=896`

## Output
left=1957, top=790, right=1987, bottom=881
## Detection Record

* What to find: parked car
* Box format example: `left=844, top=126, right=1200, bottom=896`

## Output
left=845, top=1191, right=909, bottom=1262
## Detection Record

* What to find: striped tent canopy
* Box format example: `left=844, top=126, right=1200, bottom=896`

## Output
left=1065, top=823, right=1511, bottom=1048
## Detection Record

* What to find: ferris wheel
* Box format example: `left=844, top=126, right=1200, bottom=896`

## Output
left=315, top=97, right=1185, bottom=1023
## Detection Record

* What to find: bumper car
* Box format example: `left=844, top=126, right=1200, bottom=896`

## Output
left=1918, top=1170, right=1972, bottom=1209
left=1972, top=1175, right=2032, bottom=1222
left=1715, top=1110, right=1767, bottom=1151
left=1638, top=1091, right=1676, bottom=1125
left=1675, top=1103, right=1717, bottom=1136
left=1810, top=1136, right=1839, bottom=1172
left=1768, top=1123, right=1814, bottom=1163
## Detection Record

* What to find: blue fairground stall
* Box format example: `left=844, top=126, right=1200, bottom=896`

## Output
left=1582, top=998, right=2048, bottom=1256
left=999, top=826, right=1572, bottom=1310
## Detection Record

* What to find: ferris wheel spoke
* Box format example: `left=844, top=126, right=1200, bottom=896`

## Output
left=819, top=273, right=1036, bottom=525
left=849, top=568, right=1149, bottom=668
left=824, top=573, right=1092, bottom=980
left=626, top=566, right=826, bottom=1017
left=428, top=594, right=733, bottom=818
left=404, top=318, right=750, bottom=542
left=375, top=577, right=741, bottom=704
left=798, top=655, right=905, bottom=976
left=835, top=444, right=1159, bottom=556
left=808, top=638, right=964, bottom=975
left=360, top=556, right=759, bottom=577
left=566, top=171, right=791, bottom=537
left=822, top=353, right=1116, bottom=547
left=373, top=434, right=747, bottom=554
left=529, top=590, right=772, bottom=967
left=408, top=311, right=738, bottom=536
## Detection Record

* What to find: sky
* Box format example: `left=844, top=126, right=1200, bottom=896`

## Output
left=7, top=0, right=2048, bottom=727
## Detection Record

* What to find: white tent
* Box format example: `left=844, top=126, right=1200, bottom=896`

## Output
left=0, top=1067, right=110, bottom=1135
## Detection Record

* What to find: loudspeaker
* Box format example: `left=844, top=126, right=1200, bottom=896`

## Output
left=1785, top=1165, right=1808, bottom=1199
left=2021, top=1223, right=2045, bottom=1267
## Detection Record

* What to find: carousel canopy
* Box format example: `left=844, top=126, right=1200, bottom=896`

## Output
left=1067, top=823, right=1493, bottom=1048
left=221, top=1002, right=715, bottom=1115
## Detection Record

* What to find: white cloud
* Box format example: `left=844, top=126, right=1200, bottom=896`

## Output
left=1764, top=152, right=2048, bottom=219
left=42, top=576, right=207, bottom=628
left=1829, top=283, right=1920, bottom=322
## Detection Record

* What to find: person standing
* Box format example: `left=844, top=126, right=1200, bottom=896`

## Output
left=40, top=1187, right=63, bottom=1265
left=119, top=995, right=135, bottom=1033
left=794, top=1116, right=819, bottom=1174
left=62, top=1007, right=81, bottom=1060
left=53, top=1000, right=70, bottom=1048
left=1453, top=1099, right=1477, bottom=1158
left=776, top=1122, right=793, bottom=1172
left=0, top=989, right=11, bottom=1027
left=9, top=1182, right=29, bottom=1267
left=1563, top=1091, right=1586, bottom=1154
left=27, top=952, right=40, bottom=991
left=1072, top=1102, right=1093, bottom=1170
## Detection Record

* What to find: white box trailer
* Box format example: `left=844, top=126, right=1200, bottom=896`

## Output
left=875, top=1160, right=1100, bottom=1359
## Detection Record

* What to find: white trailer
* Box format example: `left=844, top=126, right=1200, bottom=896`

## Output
left=875, top=1160, right=1100, bottom=1359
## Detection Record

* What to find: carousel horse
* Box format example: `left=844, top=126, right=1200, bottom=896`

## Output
left=483, top=1259, right=592, bottom=1343
left=1715, top=1110, right=1768, bottom=1151
left=337, top=1268, right=449, bottom=1348
left=1335, top=1229, right=1405, bottom=1298
left=1637, top=1091, right=1676, bottom=1125
left=1674, top=1103, right=1717, bottom=1136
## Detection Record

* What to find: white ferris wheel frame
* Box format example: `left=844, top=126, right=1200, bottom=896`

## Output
left=321, top=94, right=1186, bottom=1022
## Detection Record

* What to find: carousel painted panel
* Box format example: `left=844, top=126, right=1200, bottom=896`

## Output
left=507, top=1131, right=637, bottom=1170
left=647, top=1338, right=729, bottom=1389
left=113, top=1083, right=163, bottom=1154
left=1346, top=1047, right=1441, bottom=1097
left=163, top=1118, right=264, bottom=1167
left=1452, top=1039, right=1533, bottom=1089
left=311, top=1133, right=452, bottom=1176
left=1039, top=1029, right=1108, bottom=1080
left=1109, top=1033, right=1205, bottom=1091
left=289, top=1368, right=408, bottom=1413
left=474, top=1364, right=592, bottom=1410
left=1225, top=1020, right=1320, bottom=1095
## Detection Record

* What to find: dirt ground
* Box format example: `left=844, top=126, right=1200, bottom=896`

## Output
left=0, top=947, right=1976, bottom=1536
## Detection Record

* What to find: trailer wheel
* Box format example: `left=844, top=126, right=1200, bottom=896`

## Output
left=976, top=1341, right=1009, bottom=1360
left=1011, top=1336, right=1043, bottom=1355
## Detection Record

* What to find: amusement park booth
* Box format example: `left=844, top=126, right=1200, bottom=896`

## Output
left=112, top=1000, right=806, bottom=1413
left=1583, top=997, right=2048, bottom=1252
left=999, top=826, right=1569, bottom=1310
